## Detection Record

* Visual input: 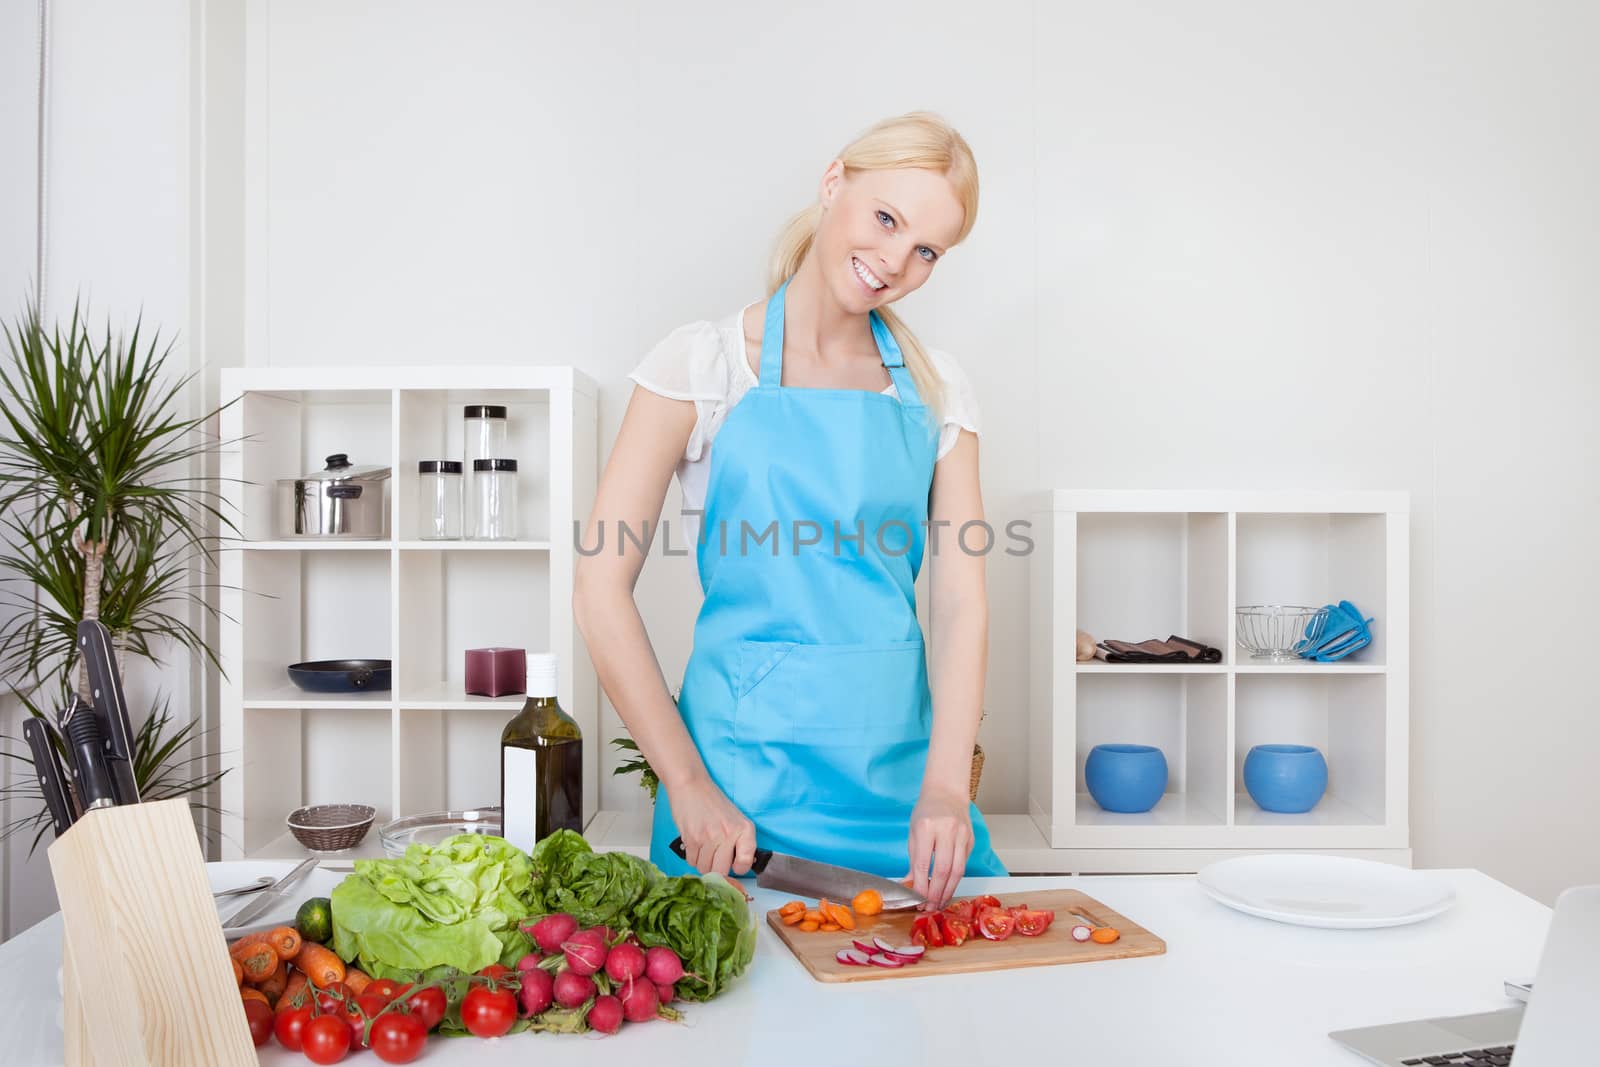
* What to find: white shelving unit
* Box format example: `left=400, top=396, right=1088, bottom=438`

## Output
left=1027, top=490, right=1410, bottom=871
left=218, top=367, right=598, bottom=859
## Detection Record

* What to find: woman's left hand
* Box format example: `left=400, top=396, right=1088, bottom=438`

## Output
left=903, top=786, right=973, bottom=911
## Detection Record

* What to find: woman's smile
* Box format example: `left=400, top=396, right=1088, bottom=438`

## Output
left=851, top=256, right=889, bottom=295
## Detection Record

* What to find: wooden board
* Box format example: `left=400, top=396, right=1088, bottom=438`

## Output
left=767, top=889, right=1165, bottom=982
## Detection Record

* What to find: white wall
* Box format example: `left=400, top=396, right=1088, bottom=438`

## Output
left=4, top=0, right=1596, bottom=938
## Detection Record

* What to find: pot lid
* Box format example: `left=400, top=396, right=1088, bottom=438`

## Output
left=296, top=453, right=392, bottom=482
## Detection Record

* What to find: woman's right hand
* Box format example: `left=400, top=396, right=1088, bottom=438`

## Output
left=669, top=775, right=758, bottom=876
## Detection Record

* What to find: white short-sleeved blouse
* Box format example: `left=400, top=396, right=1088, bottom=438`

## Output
left=627, top=302, right=981, bottom=539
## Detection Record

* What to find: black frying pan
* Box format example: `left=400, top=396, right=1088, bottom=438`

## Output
left=287, top=659, right=392, bottom=693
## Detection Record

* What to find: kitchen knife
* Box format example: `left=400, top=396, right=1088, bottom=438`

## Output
left=23, top=718, right=76, bottom=837
left=78, top=620, right=140, bottom=804
left=669, top=837, right=926, bottom=911
left=224, top=857, right=319, bottom=932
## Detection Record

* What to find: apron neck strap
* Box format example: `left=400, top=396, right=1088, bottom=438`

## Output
left=759, top=280, right=926, bottom=408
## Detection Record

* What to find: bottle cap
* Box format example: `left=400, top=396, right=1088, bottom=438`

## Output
left=526, top=653, right=559, bottom=697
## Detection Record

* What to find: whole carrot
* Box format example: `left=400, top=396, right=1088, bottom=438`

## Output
left=291, top=942, right=346, bottom=988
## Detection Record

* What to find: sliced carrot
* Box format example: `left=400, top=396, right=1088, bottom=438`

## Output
left=852, top=889, right=884, bottom=916
left=798, top=920, right=820, bottom=932
left=823, top=901, right=856, bottom=930
left=802, top=910, right=825, bottom=925
left=1090, top=926, right=1121, bottom=944
left=779, top=901, right=806, bottom=917
left=781, top=910, right=805, bottom=926
left=819, top=921, right=841, bottom=932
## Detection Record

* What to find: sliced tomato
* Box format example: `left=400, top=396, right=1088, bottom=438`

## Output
left=939, top=914, right=973, bottom=946
left=977, top=907, right=1016, bottom=941
left=970, top=894, right=1003, bottom=912
left=943, top=900, right=977, bottom=924
left=1013, top=908, right=1055, bottom=936
left=910, top=913, right=945, bottom=948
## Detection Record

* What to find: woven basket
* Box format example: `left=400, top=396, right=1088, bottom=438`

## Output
left=969, top=743, right=985, bottom=803
left=286, top=803, right=376, bottom=852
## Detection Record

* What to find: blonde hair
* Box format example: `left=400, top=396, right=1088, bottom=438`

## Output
left=767, top=112, right=978, bottom=422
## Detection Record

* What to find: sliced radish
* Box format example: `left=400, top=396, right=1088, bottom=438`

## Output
left=836, top=948, right=871, bottom=966
left=852, top=938, right=880, bottom=956
left=878, top=950, right=923, bottom=964
left=872, top=935, right=900, bottom=954
left=866, top=953, right=905, bottom=968
left=890, top=944, right=924, bottom=959
left=1070, top=924, right=1093, bottom=942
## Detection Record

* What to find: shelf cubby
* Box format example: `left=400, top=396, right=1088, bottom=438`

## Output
left=238, top=548, right=392, bottom=701
left=1075, top=511, right=1228, bottom=658
left=1236, top=511, right=1388, bottom=665
left=396, top=707, right=508, bottom=817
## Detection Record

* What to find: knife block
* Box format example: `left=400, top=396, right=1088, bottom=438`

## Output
left=47, top=798, right=255, bottom=1066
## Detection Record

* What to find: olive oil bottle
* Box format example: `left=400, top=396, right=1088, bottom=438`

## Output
left=500, top=653, right=582, bottom=853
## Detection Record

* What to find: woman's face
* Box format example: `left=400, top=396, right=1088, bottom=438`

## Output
left=814, top=163, right=966, bottom=314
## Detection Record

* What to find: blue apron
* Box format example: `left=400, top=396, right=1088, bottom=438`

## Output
left=648, top=281, right=1007, bottom=880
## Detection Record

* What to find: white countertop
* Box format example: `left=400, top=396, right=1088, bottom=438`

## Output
left=0, top=868, right=1547, bottom=1066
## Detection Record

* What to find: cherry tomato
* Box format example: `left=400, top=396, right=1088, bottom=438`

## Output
left=365, top=978, right=402, bottom=1003
left=461, top=984, right=518, bottom=1038
left=405, top=986, right=447, bottom=1031
left=243, top=999, right=273, bottom=1047
left=1014, top=907, right=1055, bottom=936
left=477, top=963, right=511, bottom=980
left=301, top=1014, right=352, bottom=1064
left=369, top=1011, right=428, bottom=1064
left=274, top=1004, right=312, bottom=1051
left=345, top=993, right=389, bottom=1046
left=977, top=907, right=1016, bottom=941
left=314, top=982, right=351, bottom=1016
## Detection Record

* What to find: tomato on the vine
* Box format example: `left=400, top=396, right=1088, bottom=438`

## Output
left=405, top=985, right=447, bottom=1031
left=365, top=978, right=402, bottom=1002
left=314, top=982, right=351, bottom=1016
left=274, top=1004, right=312, bottom=1051
left=461, top=983, right=518, bottom=1038
left=369, top=1012, right=428, bottom=1064
left=477, top=963, right=511, bottom=980
left=242, top=1000, right=273, bottom=1047
left=301, top=1014, right=352, bottom=1064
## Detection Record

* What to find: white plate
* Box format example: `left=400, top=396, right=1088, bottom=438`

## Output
left=1197, top=855, right=1457, bottom=929
left=209, top=859, right=347, bottom=937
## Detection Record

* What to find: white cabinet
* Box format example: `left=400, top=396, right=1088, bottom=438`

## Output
left=1028, top=490, right=1410, bottom=871
left=218, top=367, right=598, bottom=859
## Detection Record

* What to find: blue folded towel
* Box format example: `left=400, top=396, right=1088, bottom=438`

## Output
left=1296, top=600, right=1373, bottom=662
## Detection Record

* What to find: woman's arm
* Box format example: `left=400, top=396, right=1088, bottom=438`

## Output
left=573, top=385, right=757, bottom=875
left=908, top=428, right=989, bottom=908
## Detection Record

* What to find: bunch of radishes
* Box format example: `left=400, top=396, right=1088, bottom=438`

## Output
left=518, top=912, right=687, bottom=1035
left=834, top=934, right=927, bottom=969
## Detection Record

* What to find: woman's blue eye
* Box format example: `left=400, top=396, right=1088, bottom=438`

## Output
left=875, top=209, right=895, bottom=228
left=918, top=247, right=938, bottom=262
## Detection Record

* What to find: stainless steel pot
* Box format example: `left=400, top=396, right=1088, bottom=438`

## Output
left=276, top=453, right=391, bottom=538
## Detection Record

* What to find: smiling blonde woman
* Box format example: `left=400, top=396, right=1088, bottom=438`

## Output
left=575, top=113, right=1004, bottom=911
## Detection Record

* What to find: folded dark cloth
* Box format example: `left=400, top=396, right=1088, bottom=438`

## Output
left=1095, top=635, right=1222, bottom=664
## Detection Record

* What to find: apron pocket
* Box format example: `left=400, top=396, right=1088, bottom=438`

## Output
left=731, top=638, right=931, bottom=814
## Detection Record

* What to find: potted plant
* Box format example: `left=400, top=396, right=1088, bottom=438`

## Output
left=0, top=298, right=237, bottom=852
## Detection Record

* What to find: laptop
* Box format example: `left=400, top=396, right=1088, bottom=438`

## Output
left=1330, top=885, right=1599, bottom=1066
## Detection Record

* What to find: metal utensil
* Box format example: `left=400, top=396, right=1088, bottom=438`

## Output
left=224, top=857, right=318, bottom=931
left=668, top=837, right=926, bottom=911
left=212, top=876, right=274, bottom=900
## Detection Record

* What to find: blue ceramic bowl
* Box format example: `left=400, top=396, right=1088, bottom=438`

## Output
left=1084, top=744, right=1168, bottom=813
left=1243, top=744, right=1328, bottom=813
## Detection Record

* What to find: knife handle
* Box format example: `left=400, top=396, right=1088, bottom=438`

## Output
left=668, top=836, right=772, bottom=874
left=63, top=701, right=117, bottom=811
left=23, top=718, right=75, bottom=836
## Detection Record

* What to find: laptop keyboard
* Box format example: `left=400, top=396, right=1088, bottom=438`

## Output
left=1400, top=1048, right=1514, bottom=1066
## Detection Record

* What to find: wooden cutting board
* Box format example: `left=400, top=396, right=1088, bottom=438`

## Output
left=767, top=888, right=1165, bottom=982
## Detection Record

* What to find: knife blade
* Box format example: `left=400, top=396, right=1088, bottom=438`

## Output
left=669, top=837, right=926, bottom=910
left=224, top=857, right=318, bottom=932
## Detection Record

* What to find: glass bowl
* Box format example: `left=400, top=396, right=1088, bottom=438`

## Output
left=378, top=807, right=502, bottom=857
